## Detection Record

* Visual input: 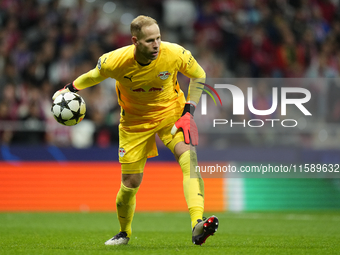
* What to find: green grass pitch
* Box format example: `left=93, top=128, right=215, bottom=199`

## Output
left=1, top=211, right=340, bottom=255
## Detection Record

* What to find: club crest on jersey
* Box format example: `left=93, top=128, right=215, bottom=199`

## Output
left=158, top=71, right=170, bottom=80
left=119, top=148, right=125, bottom=157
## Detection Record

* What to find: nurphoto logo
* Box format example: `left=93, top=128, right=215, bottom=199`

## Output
left=199, top=82, right=312, bottom=128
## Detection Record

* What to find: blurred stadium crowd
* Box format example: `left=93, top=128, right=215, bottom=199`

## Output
left=0, top=0, right=340, bottom=148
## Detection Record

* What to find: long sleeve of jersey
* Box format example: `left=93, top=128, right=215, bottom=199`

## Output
left=187, top=77, right=206, bottom=106
left=73, top=59, right=108, bottom=90
left=177, top=48, right=206, bottom=106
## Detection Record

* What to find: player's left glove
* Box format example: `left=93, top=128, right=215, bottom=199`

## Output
left=52, top=82, right=79, bottom=100
left=171, top=103, right=198, bottom=146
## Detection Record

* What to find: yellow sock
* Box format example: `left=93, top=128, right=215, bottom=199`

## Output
left=189, top=206, right=204, bottom=229
left=178, top=150, right=204, bottom=229
left=116, top=182, right=139, bottom=238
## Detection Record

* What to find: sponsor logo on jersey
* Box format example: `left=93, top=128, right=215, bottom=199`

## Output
left=132, top=88, right=145, bottom=92
left=158, top=71, right=170, bottom=80
left=148, top=87, right=163, bottom=92
left=119, top=148, right=125, bottom=157
left=131, top=86, right=163, bottom=92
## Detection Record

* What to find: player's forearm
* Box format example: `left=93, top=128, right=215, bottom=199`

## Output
left=73, top=68, right=107, bottom=90
left=186, top=75, right=206, bottom=106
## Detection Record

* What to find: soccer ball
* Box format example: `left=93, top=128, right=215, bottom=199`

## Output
left=51, top=92, right=86, bottom=126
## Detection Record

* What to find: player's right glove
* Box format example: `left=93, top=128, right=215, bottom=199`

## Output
left=171, top=103, right=198, bottom=146
left=52, top=82, right=79, bottom=100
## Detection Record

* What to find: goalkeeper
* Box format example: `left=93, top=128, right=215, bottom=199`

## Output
left=53, top=15, right=218, bottom=246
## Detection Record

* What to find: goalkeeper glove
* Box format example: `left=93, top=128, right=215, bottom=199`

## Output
left=52, top=82, right=79, bottom=100
left=171, top=103, right=198, bottom=146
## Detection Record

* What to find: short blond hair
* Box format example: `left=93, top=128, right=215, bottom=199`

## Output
left=130, top=15, right=158, bottom=38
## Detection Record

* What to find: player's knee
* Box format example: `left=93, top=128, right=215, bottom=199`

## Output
left=122, top=173, right=143, bottom=188
left=174, top=141, right=191, bottom=161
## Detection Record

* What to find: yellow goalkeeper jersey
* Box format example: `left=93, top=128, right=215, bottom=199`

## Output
left=74, top=41, right=205, bottom=124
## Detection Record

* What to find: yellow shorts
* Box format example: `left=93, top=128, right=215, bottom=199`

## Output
left=118, top=113, right=184, bottom=166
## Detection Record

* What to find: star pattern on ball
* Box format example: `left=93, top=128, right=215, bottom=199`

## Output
left=53, top=110, right=67, bottom=125
left=51, top=92, right=86, bottom=126
left=69, top=98, right=84, bottom=123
